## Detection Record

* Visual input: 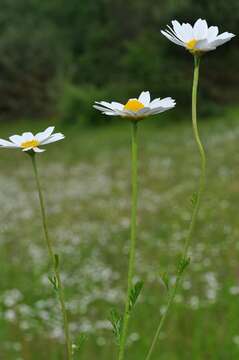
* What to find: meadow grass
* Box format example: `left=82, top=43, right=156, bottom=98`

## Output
left=0, top=110, right=239, bottom=359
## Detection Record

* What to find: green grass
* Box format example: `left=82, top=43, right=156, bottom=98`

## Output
left=1, top=110, right=239, bottom=359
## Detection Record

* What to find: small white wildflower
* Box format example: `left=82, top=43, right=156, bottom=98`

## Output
left=161, top=19, right=235, bottom=53
left=94, top=91, right=175, bottom=120
left=3, top=289, right=23, bottom=307
left=189, top=296, right=200, bottom=310
left=233, top=335, right=239, bottom=346
left=4, top=309, right=16, bottom=322
left=0, top=126, right=64, bottom=153
left=229, top=286, right=239, bottom=295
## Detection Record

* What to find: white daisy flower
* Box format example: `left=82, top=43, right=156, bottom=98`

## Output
left=93, top=91, right=176, bottom=119
left=0, top=126, right=64, bottom=153
left=161, top=19, right=235, bottom=53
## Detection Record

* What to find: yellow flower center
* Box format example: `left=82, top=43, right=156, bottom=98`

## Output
left=186, top=39, right=198, bottom=51
left=124, top=99, right=145, bottom=112
left=21, top=139, right=40, bottom=148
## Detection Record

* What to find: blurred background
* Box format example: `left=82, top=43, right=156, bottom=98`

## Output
left=0, top=0, right=239, bottom=359
left=0, top=0, right=238, bottom=123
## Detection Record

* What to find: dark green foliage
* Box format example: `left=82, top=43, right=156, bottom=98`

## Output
left=0, top=0, right=68, bottom=119
left=58, top=83, right=115, bottom=126
left=0, top=0, right=238, bottom=121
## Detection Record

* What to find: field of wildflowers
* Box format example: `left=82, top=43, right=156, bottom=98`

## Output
left=0, top=7, right=237, bottom=357
left=0, top=106, right=239, bottom=358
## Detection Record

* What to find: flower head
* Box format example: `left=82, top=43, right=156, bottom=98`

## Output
left=161, top=19, right=235, bottom=54
left=0, top=126, right=64, bottom=153
left=93, top=91, right=176, bottom=120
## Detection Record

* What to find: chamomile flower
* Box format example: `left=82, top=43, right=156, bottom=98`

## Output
left=161, top=19, right=235, bottom=54
left=93, top=91, right=176, bottom=120
left=0, top=126, right=64, bottom=153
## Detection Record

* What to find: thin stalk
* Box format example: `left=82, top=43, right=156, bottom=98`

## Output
left=30, top=153, right=72, bottom=360
left=118, top=121, right=139, bottom=360
left=145, top=55, right=206, bottom=360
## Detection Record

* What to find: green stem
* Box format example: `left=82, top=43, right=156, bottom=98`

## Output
left=118, top=121, right=139, bottom=360
left=30, top=154, right=72, bottom=360
left=145, top=55, right=206, bottom=360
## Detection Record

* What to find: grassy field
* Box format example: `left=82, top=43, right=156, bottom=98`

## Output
left=0, top=110, right=239, bottom=360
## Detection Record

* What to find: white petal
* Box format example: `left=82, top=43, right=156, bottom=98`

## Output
left=111, top=102, right=124, bottom=110
left=216, top=32, right=235, bottom=40
left=158, top=97, right=176, bottom=106
left=111, top=109, right=127, bottom=116
left=141, top=99, right=175, bottom=116
left=40, top=133, right=65, bottom=145
left=149, top=97, right=176, bottom=112
left=166, top=25, right=186, bottom=42
left=149, top=98, right=161, bottom=108
left=171, top=20, right=185, bottom=41
left=22, top=147, right=33, bottom=152
left=118, top=109, right=135, bottom=117
left=96, top=103, right=136, bottom=117
left=148, top=104, right=175, bottom=115
left=35, top=126, right=55, bottom=142
left=0, top=139, right=19, bottom=148
left=152, top=108, right=169, bottom=115
left=181, top=23, right=194, bottom=41
left=148, top=108, right=165, bottom=115
left=161, top=30, right=185, bottom=47
left=9, top=135, right=23, bottom=145
left=195, top=39, right=214, bottom=51
left=207, top=26, right=219, bottom=41
left=94, top=100, right=125, bottom=113
left=104, top=111, right=119, bottom=116
left=22, top=132, right=34, bottom=141
left=44, top=126, right=55, bottom=136
left=93, top=105, right=118, bottom=115
left=94, top=101, right=108, bottom=107
left=95, top=105, right=125, bottom=116
left=136, top=107, right=151, bottom=117
left=93, top=104, right=111, bottom=111
left=193, top=19, right=208, bottom=40
left=95, top=101, right=121, bottom=111
left=210, top=38, right=232, bottom=48
left=138, top=91, right=151, bottom=106
left=210, top=33, right=235, bottom=48
left=33, top=147, right=45, bottom=153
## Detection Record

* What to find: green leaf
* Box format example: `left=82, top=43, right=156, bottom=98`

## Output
left=160, top=271, right=169, bottom=291
left=129, top=280, right=144, bottom=312
left=191, top=192, right=198, bottom=206
left=178, top=257, right=190, bottom=275
left=72, top=333, right=87, bottom=355
left=48, top=275, right=59, bottom=291
left=109, top=308, right=123, bottom=345
left=77, top=333, right=87, bottom=348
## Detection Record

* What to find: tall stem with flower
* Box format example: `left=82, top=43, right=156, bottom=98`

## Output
left=118, top=120, right=138, bottom=360
left=145, top=54, right=205, bottom=360
left=93, top=92, right=175, bottom=360
left=145, top=19, right=235, bottom=359
left=0, top=127, right=72, bottom=359
left=30, top=153, right=72, bottom=359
